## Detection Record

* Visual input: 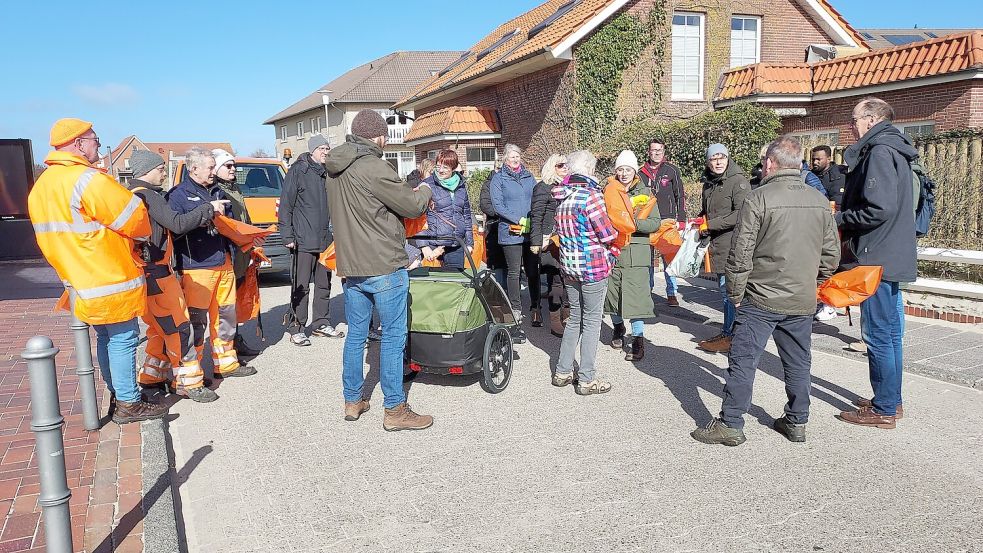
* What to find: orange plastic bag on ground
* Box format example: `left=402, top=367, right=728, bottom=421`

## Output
left=603, top=179, right=635, bottom=250
left=236, top=249, right=268, bottom=323
left=214, top=215, right=276, bottom=253
left=318, top=243, right=336, bottom=271
left=650, top=220, right=683, bottom=262
left=817, top=265, right=883, bottom=308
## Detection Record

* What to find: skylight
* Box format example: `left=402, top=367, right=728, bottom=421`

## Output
left=476, top=29, right=522, bottom=61
left=437, top=51, right=471, bottom=77
left=528, top=0, right=582, bottom=39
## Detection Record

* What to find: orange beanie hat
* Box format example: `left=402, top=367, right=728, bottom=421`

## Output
left=49, top=118, right=93, bottom=147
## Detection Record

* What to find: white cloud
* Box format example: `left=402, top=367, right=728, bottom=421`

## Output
left=71, top=83, right=139, bottom=106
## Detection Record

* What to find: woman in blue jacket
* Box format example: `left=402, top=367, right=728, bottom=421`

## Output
left=489, top=143, right=538, bottom=338
left=418, top=149, right=473, bottom=269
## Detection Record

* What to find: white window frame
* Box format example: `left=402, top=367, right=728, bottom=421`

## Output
left=311, top=117, right=318, bottom=134
left=297, top=121, right=304, bottom=136
left=466, top=147, right=497, bottom=173
left=671, top=12, right=706, bottom=101
left=279, top=125, right=287, bottom=141
left=895, top=120, right=935, bottom=139
left=791, top=129, right=840, bottom=147
left=729, top=15, right=761, bottom=68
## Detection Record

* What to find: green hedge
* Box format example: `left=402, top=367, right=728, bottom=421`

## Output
left=599, top=103, right=782, bottom=181
left=466, top=168, right=492, bottom=214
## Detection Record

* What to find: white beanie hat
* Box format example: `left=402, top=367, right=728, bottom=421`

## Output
left=614, top=150, right=639, bottom=172
left=211, top=148, right=235, bottom=169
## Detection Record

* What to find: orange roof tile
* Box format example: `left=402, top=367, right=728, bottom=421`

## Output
left=403, top=107, right=501, bottom=144
left=716, top=30, right=983, bottom=101
left=815, top=0, right=870, bottom=49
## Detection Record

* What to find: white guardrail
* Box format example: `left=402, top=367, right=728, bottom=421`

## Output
left=910, top=247, right=983, bottom=300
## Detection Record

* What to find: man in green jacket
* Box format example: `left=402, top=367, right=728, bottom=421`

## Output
left=326, top=109, right=434, bottom=432
left=692, top=136, right=839, bottom=446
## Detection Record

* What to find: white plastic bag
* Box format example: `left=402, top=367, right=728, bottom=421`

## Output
left=667, top=228, right=709, bottom=278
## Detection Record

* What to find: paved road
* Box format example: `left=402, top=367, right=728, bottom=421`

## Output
left=168, top=274, right=983, bottom=552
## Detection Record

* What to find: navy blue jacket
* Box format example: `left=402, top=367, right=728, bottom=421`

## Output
left=418, top=173, right=474, bottom=249
left=167, top=176, right=234, bottom=271
left=489, top=165, right=537, bottom=245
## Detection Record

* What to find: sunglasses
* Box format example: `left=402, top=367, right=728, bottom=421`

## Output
left=222, top=163, right=235, bottom=169
left=555, top=162, right=567, bottom=168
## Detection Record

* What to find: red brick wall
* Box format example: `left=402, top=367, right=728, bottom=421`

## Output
left=779, top=80, right=982, bottom=145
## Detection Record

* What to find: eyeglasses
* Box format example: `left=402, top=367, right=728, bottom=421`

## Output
left=78, top=136, right=101, bottom=147
left=555, top=163, right=567, bottom=168
left=222, top=163, right=235, bottom=169
left=852, top=114, right=871, bottom=124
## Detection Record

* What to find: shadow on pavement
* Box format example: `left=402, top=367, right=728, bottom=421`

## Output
left=0, top=260, right=65, bottom=300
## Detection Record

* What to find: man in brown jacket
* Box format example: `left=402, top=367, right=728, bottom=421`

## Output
left=692, top=136, right=839, bottom=446
left=326, top=109, right=434, bottom=431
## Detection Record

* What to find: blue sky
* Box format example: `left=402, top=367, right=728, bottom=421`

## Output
left=1, top=1, right=978, bottom=162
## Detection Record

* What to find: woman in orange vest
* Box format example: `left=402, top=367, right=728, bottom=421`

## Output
left=28, top=118, right=167, bottom=424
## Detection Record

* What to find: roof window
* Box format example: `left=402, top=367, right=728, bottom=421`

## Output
left=476, top=29, right=522, bottom=61
left=528, top=0, right=582, bottom=39
left=438, top=51, right=471, bottom=77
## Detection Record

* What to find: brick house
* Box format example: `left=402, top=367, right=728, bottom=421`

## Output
left=99, top=136, right=234, bottom=185
left=714, top=30, right=983, bottom=149
left=263, top=51, right=461, bottom=177
left=395, top=0, right=869, bottom=174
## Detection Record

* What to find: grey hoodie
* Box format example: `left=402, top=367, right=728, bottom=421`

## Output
left=837, top=121, right=919, bottom=283
left=325, top=135, right=431, bottom=277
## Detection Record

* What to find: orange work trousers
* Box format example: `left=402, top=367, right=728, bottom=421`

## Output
left=181, top=258, right=240, bottom=375
left=138, top=271, right=204, bottom=392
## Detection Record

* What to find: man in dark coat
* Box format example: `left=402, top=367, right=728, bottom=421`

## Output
left=697, top=144, right=750, bottom=354
left=811, top=145, right=847, bottom=209
left=836, top=98, right=918, bottom=430
left=639, top=139, right=685, bottom=306
left=279, top=134, right=340, bottom=346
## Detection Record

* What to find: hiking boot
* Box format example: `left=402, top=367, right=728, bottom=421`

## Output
left=182, top=386, right=218, bottom=403
left=575, top=379, right=612, bottom=395
left=290, top=332, right=312, bottom=346
left=666, top=295, right=680, bottom=307
left=530, top=309, right=543, bottom=327
left=549, top=309, right=564, bottom=337
left=625, top=336, right=645, bottom=361
left=698, top=334, right=732, bottom=353
left=837, top=406, right=897, bottom=429
left=215, top=364, right=257, bottom=378
left=383, top=403, right=433, bottom=431
left=691, top=419, right=746, bottom=446
left=234, top=334, right=261, bottom=357
left=853, top=398, right=904, bottom=419
left=772, top=416, right=806, bottom=443
left=344, top=399, right=370, bottom=421
left=552, top=372, right=574, bottom=387
left=112, top=399, right=168, bottom=425
left=611, top=322, right=626, bottom=349
left=312, top=324, right=345, bottom=338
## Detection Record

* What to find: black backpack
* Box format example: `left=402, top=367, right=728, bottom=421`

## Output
left=911, top=161, right=936, bottom=237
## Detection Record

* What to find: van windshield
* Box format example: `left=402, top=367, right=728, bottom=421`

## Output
left=179, top=162, right=284, bottom=197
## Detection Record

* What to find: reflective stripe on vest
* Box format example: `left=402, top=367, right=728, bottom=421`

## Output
left=34, top=168, right=105, bottom=235
left=33, top=220, right=103, bottom=234
left=74, top=274, right=145, bottom=300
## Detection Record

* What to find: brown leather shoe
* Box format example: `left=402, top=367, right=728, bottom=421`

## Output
left=625, top=336, right=645, bottom=361
left=383, top=403, right=433, bottom=431
left=666, top=295, right=680, bottom=307
left=837, top=406, right=896, bottom=429
left=854, top=398, right=903, bottom=419
left=698, top=335, right=732, bottom=353
left=344, top=399, right=370, bottom=421
left=112, top=400, right=168, bottom=425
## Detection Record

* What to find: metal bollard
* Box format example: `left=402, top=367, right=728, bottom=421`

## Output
left=21, top=336, right=74, bottom=553
left=67, top=287, right=100, bottom=431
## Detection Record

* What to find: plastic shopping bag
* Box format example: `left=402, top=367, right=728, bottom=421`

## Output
left=817, top=265, right=883, bottom=308
left=666, top=228, right=709, bottom=278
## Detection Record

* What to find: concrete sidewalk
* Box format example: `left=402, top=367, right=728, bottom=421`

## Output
left=658, top=273, right=983, bottom=390
left=166, top=276, right=983, bottom=552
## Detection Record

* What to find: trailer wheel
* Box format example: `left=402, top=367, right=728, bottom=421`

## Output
left=480, top=325, right=513, bottom=393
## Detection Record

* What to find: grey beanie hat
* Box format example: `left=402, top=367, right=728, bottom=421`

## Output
left=129, top=149, right=165, bottom=178
left=308, top=134, right=329, bottom=152
left=350, top=109, right=388, bottom=140
left=706, top=143, right=729, bottom=161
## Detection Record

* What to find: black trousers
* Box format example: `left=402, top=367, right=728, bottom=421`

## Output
left=502, top=243, right=540, bottom=312
left=290, top=250, right=331, bottom=332
left=720, top=304, right=813, bottom=429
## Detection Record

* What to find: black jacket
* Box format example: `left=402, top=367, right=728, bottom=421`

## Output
left=129, top=179, right=214, bottom=273
left=167, top=176, right=234, bottom=271
left=639, top=161, right=685, bottom=220
left=279, top=152, right=332, bottom=253
left=815, top=163, right=847, bottom=208
left=837, top=121, right=918, bottom=283
left=529, top=180, right=558, bottom=242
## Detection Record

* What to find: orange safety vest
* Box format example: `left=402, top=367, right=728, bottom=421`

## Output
left=29, top=151, right=151, bottom=325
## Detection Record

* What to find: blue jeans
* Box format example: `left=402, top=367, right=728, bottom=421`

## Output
left=610, top=315, right=644, bottom=337
left=342, top=269, right=409, bottom=409
left=860, top=281, right=905, bottom=416
left=718, top=274, right=736, bottom=336
left=665, top=271, right=678, bottom=296
left=93, top=318, right=140, bottom=403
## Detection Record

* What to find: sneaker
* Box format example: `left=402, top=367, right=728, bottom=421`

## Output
left=215, top=364, right=257, bottom=378
left=575, top=379, right=612, bottom=395
left=698, top=334, right=732, bottom=353
left=367, top=329, right=382, bottom=342
left=383, top=403, right=433, bottom=431
left=846, top=340, right=867, bottom=353
left=814, top=304, right=837, bottom=321
left=182, top=386, right=219, bottom=403
left=312, top=324, right=345, bottom=339
left=690, top=419, right=746, bottom=446
left=290, top=332, right=312, bottom=347
left=112, top=399, right=168, bottom=425
left=344, top=399, right=370, bottom=421
left=552, top=372, right=574, bottom=387
left=772, top=416, right=806, bottom=442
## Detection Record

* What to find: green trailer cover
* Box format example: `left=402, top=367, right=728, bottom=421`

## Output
left=409, top=274, right=486, bottom=335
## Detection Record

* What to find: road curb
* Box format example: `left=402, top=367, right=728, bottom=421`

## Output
left=141, top=418, right=181, bottom=553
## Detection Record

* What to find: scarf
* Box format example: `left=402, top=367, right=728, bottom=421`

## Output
left=436, top=173, right=461, bottom=191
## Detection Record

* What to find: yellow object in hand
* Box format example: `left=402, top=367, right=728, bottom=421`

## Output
left=630, top=194, right=650, bottom=208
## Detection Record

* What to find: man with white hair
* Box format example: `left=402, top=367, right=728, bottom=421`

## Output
left=168, top=147, right=258, bottom=380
